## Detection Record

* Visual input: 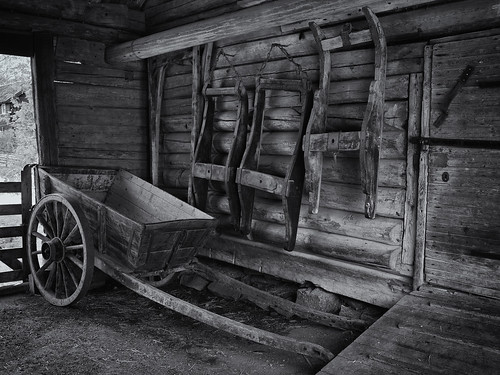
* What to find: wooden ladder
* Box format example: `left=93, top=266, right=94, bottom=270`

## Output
left=303, top=7, right=387, bottom=218
left=236, top=77, right=313, bottom=251
left=191, top=81, right=249, bottom=231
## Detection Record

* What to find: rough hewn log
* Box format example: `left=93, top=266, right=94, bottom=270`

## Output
left=106, top=0, right=442, bottom=63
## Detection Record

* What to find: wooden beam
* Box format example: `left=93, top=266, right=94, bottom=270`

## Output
left=413, top=46, right=433, bottom=290
left=106, top=0, right=441, bottom=63
left=32, top=33, right=58, bottom=166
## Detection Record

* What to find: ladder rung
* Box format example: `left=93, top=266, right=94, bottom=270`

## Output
left=237, top=169, right=286, bottom=196
left=305, top=131, right=361, bottom=152
left=204, top=87, right=239, bottom=97
left=193, top=163, right=227, bottom=182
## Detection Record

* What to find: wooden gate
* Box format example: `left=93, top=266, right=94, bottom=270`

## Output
left=0, top=165, right=31, bottom=293
left=415, top=34, right=500, bottom=298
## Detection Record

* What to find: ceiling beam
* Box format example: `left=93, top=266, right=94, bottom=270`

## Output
left=105, top=0, right=441, bottom=64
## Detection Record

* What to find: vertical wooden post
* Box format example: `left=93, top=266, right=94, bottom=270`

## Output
left=21, top=165, right=32, bottom=280
left=188, top=43, right=213, bottom=206
left=401, top=73, right=423, bottom=274
left=147, top=57, right=169, bottom=186
left=32, top=33, right=58, bottom=166
left=413, top=45, right=433, bottom=290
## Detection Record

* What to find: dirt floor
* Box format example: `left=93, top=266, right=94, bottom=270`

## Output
left=0, top=274, right=366, bottom=375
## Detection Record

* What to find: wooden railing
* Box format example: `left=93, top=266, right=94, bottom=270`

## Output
left=0, top=166, right=31, bottom=293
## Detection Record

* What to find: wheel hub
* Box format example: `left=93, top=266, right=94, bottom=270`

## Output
left=41, top=237, right=65, bottom=262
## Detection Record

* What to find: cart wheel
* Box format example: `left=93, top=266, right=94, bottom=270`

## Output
left=144, top=272, right=176, bottom=288
left=27, top=194, right=94, bottom=306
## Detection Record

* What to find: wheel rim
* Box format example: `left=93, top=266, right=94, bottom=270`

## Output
left=27, top=194, right=94, bottom=306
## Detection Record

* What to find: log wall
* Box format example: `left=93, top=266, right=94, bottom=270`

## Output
left=149, top=0, right=500, bottom=307
left=0, top=1, right=149, bottom=179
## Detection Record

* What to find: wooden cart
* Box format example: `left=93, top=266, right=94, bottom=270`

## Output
left=26, top=165, right=367, bottom=362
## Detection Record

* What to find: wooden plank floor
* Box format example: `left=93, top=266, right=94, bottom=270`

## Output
left=317, top=286, right=500, bottom=375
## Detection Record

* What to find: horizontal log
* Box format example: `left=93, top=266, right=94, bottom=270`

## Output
left=281, top=0, right=500, bottom=42
left=56, top=83, right=147, bottom=109
left=57, top=106, right=147, bottom=127
left=161, top=169, right=405, bottom=218
left=59, top=148, right=147, bottom=162
left=0, top=204, right=22, bottom=216
left=208, top=195, right=402, bottom=245
left=162, top=154, right=407, bottom=187
left=0, top=226, right=23, bottom=239
left=246, top=219, right=400, bottom=269
left=58, top=159, right=147, bottom=179
left=163, top=130, right=405, bottom=158
left=56, top=61, right=147, bottom=90
left=0, top=182, right=21, bottom=193
left=200, top=234, right=411, bottom=307
left=106, top=0, right=439, bottom=62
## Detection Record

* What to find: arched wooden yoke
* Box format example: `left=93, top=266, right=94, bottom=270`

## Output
left=191, top=80, right=249, bottom=230
left=237, top=77, right=313, bottom=251
left=303, top=7, right=387, bottom=218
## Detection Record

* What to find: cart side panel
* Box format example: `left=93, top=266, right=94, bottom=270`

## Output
left=38, top=168, right=145, bottom=271
left=38, top=167, right=117, bottom=202
left=104, top=211, right=145, bottom=270
left=104, top=169, right=213, bottom=223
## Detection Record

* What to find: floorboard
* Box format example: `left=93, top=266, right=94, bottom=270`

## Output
left=317, top=287, right=500, bottom=375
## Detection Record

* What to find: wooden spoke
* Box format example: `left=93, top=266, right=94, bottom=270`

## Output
left=43, top=206, right=56, bottom=237
left=44, top=264, right=57, bottom=290
left=65, top=244, right=84, bottom=252
left=27, top=194, right=94, bottom=306
left=32, top=231, right=50, bottom=243
left=63, top=258, right=81, bottom=288
left=66, top=254, right=83, bottom=270
left=60, top=206, right=72, bottom=241
left=55, top=263, right=65, bottom=299
left=63, top=224, right=80, bottom=245
left=54, top=201, right=62, bottom=237
left=36, top=213, right=54, bottom=239
left=36, top=259, right=54, bottom=277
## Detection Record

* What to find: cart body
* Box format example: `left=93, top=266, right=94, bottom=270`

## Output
left=36, top=166, right=216, bottom=273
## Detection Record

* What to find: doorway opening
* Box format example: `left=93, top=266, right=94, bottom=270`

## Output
left=0, top=54, right=37, bottom=287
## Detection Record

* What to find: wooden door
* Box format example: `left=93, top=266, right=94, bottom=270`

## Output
left=421, top=34, right=500, bottom=298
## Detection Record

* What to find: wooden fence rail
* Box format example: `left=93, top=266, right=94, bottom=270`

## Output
left=0, top=165, right=32, bottom=293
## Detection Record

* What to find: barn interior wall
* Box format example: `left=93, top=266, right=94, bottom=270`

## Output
left=0, top=1, right=149, bottom=179
left=147, top=0, right=500, bottom=307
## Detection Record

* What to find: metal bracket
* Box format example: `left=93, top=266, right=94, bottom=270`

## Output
left=432, top=64, right=475, bottom=128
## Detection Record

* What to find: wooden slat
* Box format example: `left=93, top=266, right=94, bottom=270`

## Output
left=319, top=290, right=500, bottom=374
left=0, top=204, right=22, bottom=215
left=413, top=45, right=432, bottom=290
left=0, top=270, right=24, bottom=284
left=0, top=226, right=23, bottom=238
left=401, top=73, right=422, bottom=267
left=0, top=182, right=21, bottom=193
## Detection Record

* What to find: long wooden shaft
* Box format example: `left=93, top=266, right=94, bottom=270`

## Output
left=107, top=0, right=381, bottom=63
left=94, top=256, right=335, bottom=362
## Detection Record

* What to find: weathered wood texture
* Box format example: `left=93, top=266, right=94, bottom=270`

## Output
left=161, top=28, right=416, bottom=283
left=0, top=175, right=30, bottom=286
left=318, top=286, right=500, bottom=375
left=199, top=235, right=410, bottom=308
left=112, top=0, right=447, bottom=62
left=0, top=0, right=144, bottom=43
left=54, top=36, right=148, bottom=178
left=430, top=35, right=500, bottom=140
left=422, top=35, right=500, bottom=299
